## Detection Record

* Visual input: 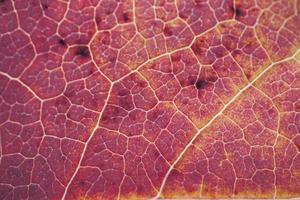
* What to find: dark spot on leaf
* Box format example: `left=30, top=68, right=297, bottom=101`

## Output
left=195, top=79, right=207, bottom=90
left=41, top=1, right=48, bottom=10
left=58, top=38, right=66, bottom=46
left=75, top=46, right=90, bottom=57
left=235, top=8, right=243, bottom=17
left=123, top=13, right=130, bottom=22
left=231, top=6, right=244, bottom=18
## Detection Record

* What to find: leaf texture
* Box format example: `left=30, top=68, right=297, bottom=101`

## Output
left=0, top=0, right=299, bottom=199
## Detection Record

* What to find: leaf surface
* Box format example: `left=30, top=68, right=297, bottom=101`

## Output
left=0, top=0, right=299, bottom=199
